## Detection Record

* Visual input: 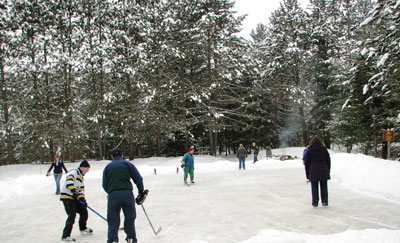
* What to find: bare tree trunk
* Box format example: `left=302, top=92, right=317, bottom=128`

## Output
left=157, top=124, right=161, bottom=156
left=129, top=129, right=135, bottom=160
left=299, top=107, right=308, bottom=145
left=49, top=138, right=54, bottom=162
left=214, top=131, right=218, bottom=156
left=0, top=53, right=15, bottom=164
left=98, top=128, right=104, bottom=159
left=208, top=128, right=214, bottom=156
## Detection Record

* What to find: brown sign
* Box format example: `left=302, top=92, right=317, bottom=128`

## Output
left=383, top=130, right=395, bottom=142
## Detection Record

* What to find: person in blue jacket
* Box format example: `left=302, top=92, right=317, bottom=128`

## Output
left=102, top=148, right=145, bottom=243
left=302, top=144, right=310, bottom=182
left=181, top=147, right=195, bottom=184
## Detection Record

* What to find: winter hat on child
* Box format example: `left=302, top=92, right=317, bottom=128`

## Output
left=112, top=148, right=123, bottom=157
left=188, top=147, right=193, bottom=152
left=80, top=160, right=90, bottom=168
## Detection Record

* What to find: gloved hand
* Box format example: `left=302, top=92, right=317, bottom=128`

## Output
left=72, top=192, right=79, bottom=200
left=79, top=197, right=88, bottom=206
left=46, top=172, right=50, bottom=177
left=180, top=161, right=185, bottom=168
left=136, top=189, right=149, bottom=205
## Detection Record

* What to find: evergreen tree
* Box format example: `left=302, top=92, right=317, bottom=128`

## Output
left=328, top=0, right=376, bottom=153
left=360, top=0, right=400, bottom=135
left=255, top=0, right=312, bottom=147
left=307, top=0, right=344, bottom=148
left=0, top=1, right=17, bottom=164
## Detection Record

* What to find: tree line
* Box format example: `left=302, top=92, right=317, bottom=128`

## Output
left=0, top=0, right=398, bottom=164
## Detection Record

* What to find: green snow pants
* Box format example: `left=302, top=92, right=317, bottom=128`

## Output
left=184, top=167, right=194, bottom=182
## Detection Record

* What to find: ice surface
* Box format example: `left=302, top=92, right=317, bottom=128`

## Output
left=0, top=148, right=400, bottom=243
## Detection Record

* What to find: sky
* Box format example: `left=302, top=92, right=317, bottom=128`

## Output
left=233, top=0, right=310, bottom=39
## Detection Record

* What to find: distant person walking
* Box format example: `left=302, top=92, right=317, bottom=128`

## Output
left=303, top=137, right=331, bottom=207
left=47, top=154, right=68, bottom=195
left=181, top=147, right=195, bottom=184
left=302, top=144, right=310, bottom=182
left=251, top=142, right=259, bottom=163
left=103, top=148, right=146, bottom=243
left=60, top=160, right=92, bottom=242
left=266, top=146, right=272, bottom=159
left=237, top=144, right=248, bottom=170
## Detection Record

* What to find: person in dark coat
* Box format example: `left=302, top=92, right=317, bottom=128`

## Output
left=303, top=137, right=331, bottom=207
left=47, top=154, right=68, bottom=195
left=103, top=148, right=145, bottom=243
left=236, top=144, right=248, bottom=170
left=251, top=142, right=259, bottom=163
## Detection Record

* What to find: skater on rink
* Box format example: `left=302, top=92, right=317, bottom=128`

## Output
left=46, top=154, right=68, bottom=195
left=60, top=160, right=92, bottom=242
left=181, top=147, right=195, bottom=185
left=237, top=144, right=248, bottom=170
left=103, top=148, right=146, bottom=243
left=251, top=142, right=259, bottom=163
left=303, top=137, right=331, bottom=208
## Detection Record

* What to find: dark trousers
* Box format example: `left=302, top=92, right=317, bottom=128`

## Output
left=107, top=190, right=137, bottom=243
left=62, top=200, right=88, bottom=238
left=311, top=180, right=328, bottom=206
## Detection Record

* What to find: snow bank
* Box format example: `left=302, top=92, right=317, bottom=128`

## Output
left=239, top=229, right=400, bottom=243
left=332, top=152, right=400, bottom=202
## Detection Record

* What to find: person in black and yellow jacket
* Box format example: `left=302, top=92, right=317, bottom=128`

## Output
left=60, top=160, right=93, bottom=242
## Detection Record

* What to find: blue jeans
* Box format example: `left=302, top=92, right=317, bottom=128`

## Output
left=107, top=190, right=137, bottom=243
left=54, top=174, right=62, bottom=194
left=239, top=157, right=246, bottom=169
left=253, top=153, right=258, bottom=162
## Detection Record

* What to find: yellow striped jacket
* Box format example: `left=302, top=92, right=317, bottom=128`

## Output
left=60, top=168, right=85, bottom=200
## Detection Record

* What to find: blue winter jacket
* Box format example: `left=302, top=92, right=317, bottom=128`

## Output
left=102, top=156, right=144, bottom=194
left=182, top=153, right=194, bottom=168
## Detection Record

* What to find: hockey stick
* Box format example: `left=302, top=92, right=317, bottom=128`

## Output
left=86, top=204, right=108, bottom=222
left=79, top=201, right=124, bottom=230
left=141, top=204, right=162, bottom=236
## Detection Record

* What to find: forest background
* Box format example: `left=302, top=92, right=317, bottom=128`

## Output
left=0, top=0, right=399, bottom=164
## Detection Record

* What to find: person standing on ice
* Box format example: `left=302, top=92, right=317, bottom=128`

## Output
left=60, top=160, right=93, bottom=242
left=46, top=154, right=68, bottom=195
left=237, top=144, right=248, bottom=170
left=302, top=144, right=311, bottom=182
left=181, top=147, right=195, bottom=184
left=303, top=137, right=331, bottom=207
left=103, top=148, right=146, bottom=243
left=251, top=142, right=259, bottom=163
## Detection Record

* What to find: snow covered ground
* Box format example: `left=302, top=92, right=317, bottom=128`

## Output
left=1, top=147, right=400, bottom=243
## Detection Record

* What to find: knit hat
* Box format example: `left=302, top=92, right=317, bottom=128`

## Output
left=112, top=148, right=123, bottom=157
left=188, top=147, right=193, bottom=152
left=79, top=160, right=90, bottom=168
